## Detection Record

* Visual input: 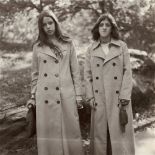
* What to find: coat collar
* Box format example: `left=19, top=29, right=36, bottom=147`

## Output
left=40, top=45, right=58, bottom=60
left=92, top=38, right=121, bottom=50
left=38, top=42, right=69, bottom=60
left=91, top=39, right=122, bottom=64
left=91, top=44, right=106, bottom=60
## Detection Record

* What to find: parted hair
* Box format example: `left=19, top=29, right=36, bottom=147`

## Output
left=92, top=13, right=120, bottom=41
left=37, top=10, right=70, bottom=46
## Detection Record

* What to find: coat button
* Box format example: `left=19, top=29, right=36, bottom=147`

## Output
left=43, top=60, right=47, bottom=63
left=55, top=74, right=59, bottom=77
left=55, top=60, right=59, bottom=64
left=114, top=76, right=117, bottom=80
left=44, top=87, right=48, bottom=90
left=44, top=73, right=47, bottom=77
left=56, top=87, right=59, bottom=90
left=96, top=77, right=99, bottom=80
left=89, top=79, right=93, bottom=82
left=57, top=100, right=60, bottom=104
left=116, top=90, right=119, bottom=94
left=95, top=90, right=98, bottom=93
left=97, top=64, right=100, bottom=67
left=113, top=62, right=116, bottom=66
left=95, top=103, right=98, bottom=106
left=45, top=100, right=48, bottom=104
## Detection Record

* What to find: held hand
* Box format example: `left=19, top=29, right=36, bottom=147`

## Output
left=89, top=98, right=96, bottom=110
left=76, top=100, right=84, bottom=109
left=26, top=99, right=36, bottom=109
left=119, top=99, right=130, bottom=108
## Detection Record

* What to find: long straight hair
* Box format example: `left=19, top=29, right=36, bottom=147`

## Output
left=92, top=13, right=120, bottom=41
left=37, top=10, right=70, bottom=47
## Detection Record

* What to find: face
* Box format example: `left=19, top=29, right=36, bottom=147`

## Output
left=42, top=16, right=55, bottom=37
left=99, top=18, right=112, bottom=38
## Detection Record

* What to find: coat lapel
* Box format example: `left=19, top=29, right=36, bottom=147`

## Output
left=91, top=39, right=122, bottom=64
left=92, top=46, right=106, bottom=60
left=91, top=41, right=106, bottom=60
left=40, top=45, right=58, bottom=60
left=104, top=45, right=122, bottom=64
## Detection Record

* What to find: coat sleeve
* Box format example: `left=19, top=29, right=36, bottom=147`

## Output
left=70, top=42, right=82, bottom=99
left=31, top=44, right=39, bottom=95
left=84, top=46, right=94, bottom=100
left=119, top=43, right=133, bottom=101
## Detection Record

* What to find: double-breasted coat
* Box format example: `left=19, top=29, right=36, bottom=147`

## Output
left=31, top=41, right=84, bottom=155
left=84, top=39, right=135, bottom=155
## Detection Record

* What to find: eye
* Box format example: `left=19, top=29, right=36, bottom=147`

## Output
left=99, top=23, right=104, bottom=27
left=105, top=23, right=111, bottom=27
left=43, top=23, right=46, bottom=27
left=48, top=21, right=54, bottom=25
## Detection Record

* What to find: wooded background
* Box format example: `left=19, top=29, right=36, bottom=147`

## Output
left=0, top=0, right=155, bottom=51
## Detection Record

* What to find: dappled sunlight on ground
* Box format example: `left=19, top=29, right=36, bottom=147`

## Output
left=0, top=52, right=32, bottom=79
left=135, top=127, right=155, bottom=155
left=0, top=52, right=32, bottom=70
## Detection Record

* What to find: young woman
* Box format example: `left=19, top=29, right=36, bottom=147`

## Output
left=27, top=10, right=84, bottom=155
left=84, top=13, right=135, bottom=155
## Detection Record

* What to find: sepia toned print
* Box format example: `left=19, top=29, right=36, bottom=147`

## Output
left=0, top=1, right=155, bottom=155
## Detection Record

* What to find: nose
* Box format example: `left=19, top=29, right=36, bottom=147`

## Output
left=46, top=24, right=50, bottom=29
left=46, top=24, right=50, bottom=28
left=102, top=24, right=106, bottom=29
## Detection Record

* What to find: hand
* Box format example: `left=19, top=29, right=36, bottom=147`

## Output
left=89, top=98, right=96, bottom=110
left=76, top=100, right=84, bottom=109
left=119, top=99, right=130, bottom=107
left=26, top=99, right=36, bottom=109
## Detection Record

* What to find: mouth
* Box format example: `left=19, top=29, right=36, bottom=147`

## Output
left=47, top=30, right=54, bottom=33
left=101, top=30, right=107, bottom=33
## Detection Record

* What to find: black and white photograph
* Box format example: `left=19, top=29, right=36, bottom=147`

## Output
left=0, top=0, right=155, bottom=155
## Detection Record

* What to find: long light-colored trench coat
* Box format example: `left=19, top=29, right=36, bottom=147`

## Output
left=31, top=41, right=84, bottom=155
left=84, top=39, right=135, bottom=155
